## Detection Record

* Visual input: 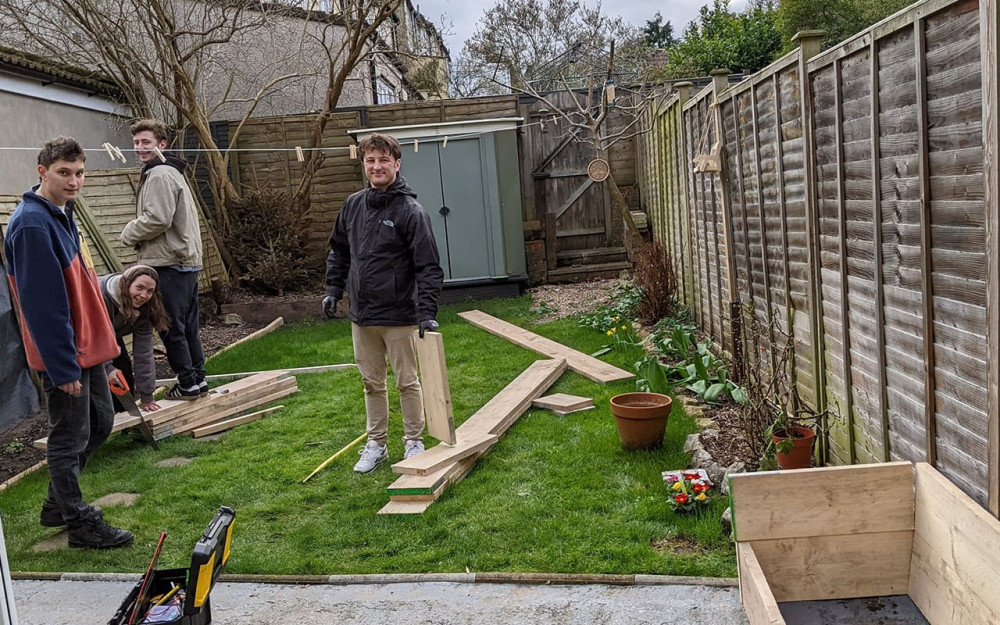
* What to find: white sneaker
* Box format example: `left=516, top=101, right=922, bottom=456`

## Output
left=353, top=441, right=388, bottom=473
left=404, top=439, right=425, bottom=459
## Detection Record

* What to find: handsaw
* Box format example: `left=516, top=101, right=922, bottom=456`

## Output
left=110, top=370, right=160, bottom=449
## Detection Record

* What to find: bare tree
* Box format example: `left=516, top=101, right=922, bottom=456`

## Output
left=0, top=0, right=407, bottom=242
left=498, top=39, right=665, bottom=254
left=290, top=0, right=406, bottom=217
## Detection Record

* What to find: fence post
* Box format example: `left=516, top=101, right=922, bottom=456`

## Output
left=792, top=29, right=826, bottom=462
left=981, top=0, right=1000, bottom=517
left=674, top=81, right=695, bottom=312
left=711, top=69, right=739, bottom=360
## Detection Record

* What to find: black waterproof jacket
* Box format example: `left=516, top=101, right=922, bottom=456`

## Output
left=325, top=175, right=443, bottom=326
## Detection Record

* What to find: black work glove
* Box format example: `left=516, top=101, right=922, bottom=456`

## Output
left=322, top=289, right=342, bottom=319
left=418, top=319, right=439, bottom=338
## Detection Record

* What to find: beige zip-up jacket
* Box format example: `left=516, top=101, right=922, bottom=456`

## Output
left=121, top=157, right=203, bottom=268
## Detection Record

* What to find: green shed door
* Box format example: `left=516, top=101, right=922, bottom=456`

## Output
left=402, top=138, right=494, bottom=281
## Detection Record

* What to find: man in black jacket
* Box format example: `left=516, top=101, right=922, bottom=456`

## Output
left=324, top=133, right=444, bottom=473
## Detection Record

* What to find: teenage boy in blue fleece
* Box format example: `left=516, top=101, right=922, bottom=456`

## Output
left=4, top=137, right=134, bottom=549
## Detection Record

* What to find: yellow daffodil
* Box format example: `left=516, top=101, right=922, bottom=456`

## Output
left=606, top=329, right=614, bottom=336
left=621, top=325, right=628, bottom=330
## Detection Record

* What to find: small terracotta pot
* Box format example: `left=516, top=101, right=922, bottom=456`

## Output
left=773, top=426, right=816, bottom=470
left=609, top=392, right=672, bottom=450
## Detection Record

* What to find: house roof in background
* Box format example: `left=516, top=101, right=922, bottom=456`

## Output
left=0, top=46, right=121, bottom=98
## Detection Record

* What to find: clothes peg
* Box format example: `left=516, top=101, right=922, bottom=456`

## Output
left=295, top=146, right=305, bottom=162
left=152, top=146, right=167, bottom=163
left=413, top=138, right=418, bottom=153
left=349, top=144, right=357, bottom=160
left=442, top=136, right=448, bottom=149
left=102, top=143, right=116, bottom=162
left=112, top=145, right=128, bottom=164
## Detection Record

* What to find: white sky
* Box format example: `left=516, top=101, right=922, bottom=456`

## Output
left=415, top=0, right=750, bottom=58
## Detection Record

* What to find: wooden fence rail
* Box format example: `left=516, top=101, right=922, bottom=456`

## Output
left=637, top=0, right=1000, bottom=515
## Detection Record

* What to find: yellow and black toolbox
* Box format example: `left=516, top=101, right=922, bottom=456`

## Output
left=109, top=506, right=235, bottom=625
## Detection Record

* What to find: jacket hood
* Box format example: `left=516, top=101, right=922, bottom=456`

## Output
left=141, top=153, right=188, bottom=176
left=367, top=174, right=417, bottom=210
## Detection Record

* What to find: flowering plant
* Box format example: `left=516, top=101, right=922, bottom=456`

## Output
left=662, top=470, right=712, bottom=513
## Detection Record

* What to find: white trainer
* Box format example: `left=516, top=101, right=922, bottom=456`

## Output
left=404, top=439, right=425, bottom=459
left=353, top=440, right=388, bottom=473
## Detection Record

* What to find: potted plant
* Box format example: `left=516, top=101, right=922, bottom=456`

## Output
left=609, top=356, right=672, bottom=450
left=767, top=409, right=818, bottom=470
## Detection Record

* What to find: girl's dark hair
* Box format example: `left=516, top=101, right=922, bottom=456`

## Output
left=118, top=265, right=170, bottom=332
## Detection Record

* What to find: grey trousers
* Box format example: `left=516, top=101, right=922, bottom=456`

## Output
left=351, top=323, right=424, bottom=446
left=43, top=365, right=114, bottom=525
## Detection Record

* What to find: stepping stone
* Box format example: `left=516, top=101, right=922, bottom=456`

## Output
left=34, top=531, right=68, bottom=553
left=92, top=492, right=140, bottom=508
left=156, top=457, right=192, bottom=468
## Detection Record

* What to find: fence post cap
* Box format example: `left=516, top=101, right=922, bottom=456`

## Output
left=791, top=30, right=826, bottom=44
left=709, top=68, right=731, bottom=76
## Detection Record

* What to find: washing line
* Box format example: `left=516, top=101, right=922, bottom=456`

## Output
left=0, top=115, right=581, bottom=157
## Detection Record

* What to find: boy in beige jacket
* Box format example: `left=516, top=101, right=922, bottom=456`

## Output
left=121, top=119, right=206, bottom=400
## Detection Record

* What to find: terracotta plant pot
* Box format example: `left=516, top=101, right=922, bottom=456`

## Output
left=772, top=426, right=816, bottom=470
left=609, top=392, right=672, bottom=450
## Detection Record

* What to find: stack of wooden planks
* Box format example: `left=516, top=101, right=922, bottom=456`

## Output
left=34, top=371, right=297, bottom=449
left=380, top=358, right=568, bottom=514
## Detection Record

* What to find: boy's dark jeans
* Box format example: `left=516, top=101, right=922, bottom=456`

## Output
left=43, top=365, right=114, bottom=525
left=155, top=267, right=205, bottom=388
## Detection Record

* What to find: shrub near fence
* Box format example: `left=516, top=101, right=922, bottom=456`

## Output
left=637, top=0, right=1000, bottom=515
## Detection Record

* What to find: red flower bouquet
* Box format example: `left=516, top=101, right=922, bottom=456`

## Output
left=662, top=469, right=713, bottom=513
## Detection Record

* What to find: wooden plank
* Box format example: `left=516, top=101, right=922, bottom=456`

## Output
left=750, top=530, right=913, bottom=602
left=909, top=462, right=1000, bottom=623
left=377, top=500, right=433, bottom=515
left=34, top=413, right=140, bottom=450
left=457, top=310, right=632, bottom=383
left=531, top=393, right=595, bottom=413
left=729, top=462, right=915, bottom=541
left=205, top=317, right=284, bottom=363
left=384, top=359, right=567, bottom=498
left=737, top=543, right=785, bottom=625
left=390, top=433, right=498, bottom=476
left=916, top=19, right=938, bottom=466
left=156, top=363, right=355, bottom=385
left=981, top=0, right=1000, bottom=517
left=146, top=371, right=290, bottom=427
left=413, top=331, right=456, bottom=445
left=190, top=405, right=284, bottom=438
left=163, top=381, right=298, bottom=437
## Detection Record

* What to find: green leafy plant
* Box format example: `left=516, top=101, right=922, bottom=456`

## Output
left=644, top=327, right=744, bottom=404
left=578, top=281, right=641, bottom=332
left=3, top=441, right=24, bottom=454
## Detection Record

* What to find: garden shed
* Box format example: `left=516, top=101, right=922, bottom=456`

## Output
left=349, top=118, right=527, bottom=294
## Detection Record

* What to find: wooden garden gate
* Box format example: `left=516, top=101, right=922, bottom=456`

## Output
left=518, top=92, right=629, bottom=280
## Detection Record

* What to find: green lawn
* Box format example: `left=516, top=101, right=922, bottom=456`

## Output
left=0, top=296, right=736, bottom=577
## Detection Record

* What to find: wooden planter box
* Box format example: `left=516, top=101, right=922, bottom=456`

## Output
left=728, top=462, right=1000, bottom=624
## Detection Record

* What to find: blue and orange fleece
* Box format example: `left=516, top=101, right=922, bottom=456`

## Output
left=4, top=187, right=119, bottom=386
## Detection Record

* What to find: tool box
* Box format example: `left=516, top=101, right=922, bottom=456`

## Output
left=109, top=506, right=235, bottom=625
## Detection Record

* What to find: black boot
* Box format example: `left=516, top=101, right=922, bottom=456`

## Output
left=68, top=517, right=133, bottom=549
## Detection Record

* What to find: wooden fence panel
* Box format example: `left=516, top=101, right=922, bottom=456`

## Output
left=636, top=0, right=995, bottom=514
left=230, top=112, right=363, bottom=265
left=877, top=27, right=930, bottom=465
left=924, top=0, right=989, bottom=504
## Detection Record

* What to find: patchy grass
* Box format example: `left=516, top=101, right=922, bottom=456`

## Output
left=0, top=296, right=735, bottom=577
